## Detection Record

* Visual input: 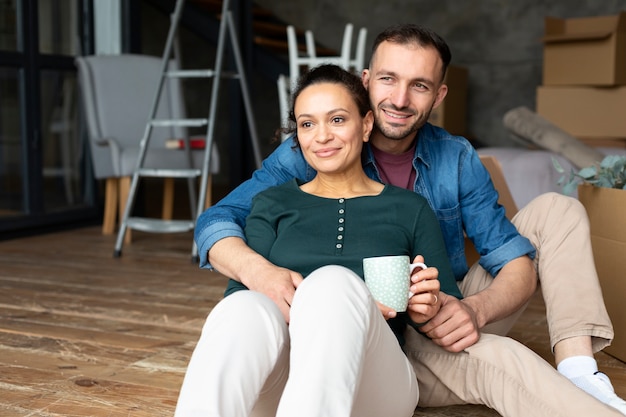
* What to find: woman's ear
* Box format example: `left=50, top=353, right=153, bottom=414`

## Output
left=363, top=110, right=374, bottom=142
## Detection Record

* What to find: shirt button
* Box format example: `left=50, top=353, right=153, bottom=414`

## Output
left=339, top=198, right=345, bottom=203
left=337, top=235, right=343, bottom=240
left=338, top=209, right=345, bottom=214
left=338, top=218, right=344, bottom=223
left=338, top=226, right=344, bottom=232
left=336, top=243, right=342, bottom=249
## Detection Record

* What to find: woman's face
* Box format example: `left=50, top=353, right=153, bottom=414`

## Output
left=294, top=82, right=373, bottom=176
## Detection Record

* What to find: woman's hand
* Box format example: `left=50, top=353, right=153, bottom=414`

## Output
left=406, top=255, right=441, bottom=325
left=376, top=300, right=398, bottom=319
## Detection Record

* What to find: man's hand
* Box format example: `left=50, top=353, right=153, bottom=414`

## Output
left=418, top=293, right=480, bottom=352
left=208, top=237, right=304, bottom=322
left=244, top=262, right=303, bottom=323
left=418, top=255, right=536, bottom=352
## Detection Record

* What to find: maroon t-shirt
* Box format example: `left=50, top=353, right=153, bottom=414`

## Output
left=371, top=142, right=417, bottom=190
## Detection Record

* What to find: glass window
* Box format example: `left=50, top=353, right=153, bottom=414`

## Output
left=39, top=0, right=79, bottom=55
left=0, top=0, right=18, bottom=52
left=41, top=70, right=85, bottom=211
left=0, top=67, right=23, bottom=216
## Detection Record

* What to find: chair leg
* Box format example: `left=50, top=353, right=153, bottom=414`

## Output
left=102, top=178, right=119, bottom=235
left=162, top=178, right=175, bottom=220
left=118, top=176, right=132, bottom=244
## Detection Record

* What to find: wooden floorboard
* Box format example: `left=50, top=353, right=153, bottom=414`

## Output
left=0, top=226, right=624, bottom=416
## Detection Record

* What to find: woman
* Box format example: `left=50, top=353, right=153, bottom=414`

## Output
left=174, top=65, right=462, bottom=417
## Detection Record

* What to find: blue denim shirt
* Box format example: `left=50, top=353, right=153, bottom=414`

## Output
left=195, top=123, right=535, bottom=280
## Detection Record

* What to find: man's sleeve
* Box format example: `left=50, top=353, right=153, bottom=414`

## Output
left=459, top=148, right=536, bottom=278
left=194, top=138, right=312, bottom=269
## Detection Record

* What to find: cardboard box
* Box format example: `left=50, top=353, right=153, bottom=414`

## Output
left=578, top=184, right=626, bottom=363
left=580, top=137, right=626, bottom=150
left=536, top=85, right=626, bottom=138
left=428, top=65, right=468, bottom=135
left=542, top=12, right=626, bottom=86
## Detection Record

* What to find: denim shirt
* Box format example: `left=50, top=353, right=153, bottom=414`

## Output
left=195, top=123, right=535, bottom=281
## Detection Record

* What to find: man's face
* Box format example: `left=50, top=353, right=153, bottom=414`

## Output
left=362, top=41, right=448, bottom=148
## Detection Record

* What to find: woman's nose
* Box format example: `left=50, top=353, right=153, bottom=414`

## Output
left=316, top=125, right=333, bottom=142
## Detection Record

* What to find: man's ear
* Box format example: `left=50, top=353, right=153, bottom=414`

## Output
left=432, top=83, right=448, bottom=109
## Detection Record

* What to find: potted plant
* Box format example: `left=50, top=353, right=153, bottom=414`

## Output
left=553, top=154, right=626, bottom=194
left=554, top=154, right=626, bottom=363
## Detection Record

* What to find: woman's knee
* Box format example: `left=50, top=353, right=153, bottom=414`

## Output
left=296, top=265, right=367, bottom=300
left=204, top=290, right=286, bottom=337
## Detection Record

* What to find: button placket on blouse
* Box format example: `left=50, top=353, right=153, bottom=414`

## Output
left=335, top=198, right=345, bottom=254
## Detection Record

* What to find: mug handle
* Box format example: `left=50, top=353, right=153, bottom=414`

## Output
left=408, top=262, right=428, bottom=298
left=409, top=262, right=427, bottom=273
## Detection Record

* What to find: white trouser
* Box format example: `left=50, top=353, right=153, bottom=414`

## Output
left=174, top=265, right=419, bottom=417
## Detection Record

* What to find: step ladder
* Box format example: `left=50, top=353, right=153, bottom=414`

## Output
left=113, top=0, right=262, bottom=258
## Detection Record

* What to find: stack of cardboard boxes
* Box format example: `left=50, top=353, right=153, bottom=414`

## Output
left=536, top=12, right=626, bottom=148
left=536, top=11, right=626, bottom=363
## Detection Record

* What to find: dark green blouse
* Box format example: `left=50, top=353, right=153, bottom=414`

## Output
left=225, top=179, right=462, bottom=342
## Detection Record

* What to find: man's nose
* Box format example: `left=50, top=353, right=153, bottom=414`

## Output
left=389, top=85, right=410, bottom=108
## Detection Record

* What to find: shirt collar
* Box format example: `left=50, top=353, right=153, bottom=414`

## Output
left=363, top=124, right=434, bottom=170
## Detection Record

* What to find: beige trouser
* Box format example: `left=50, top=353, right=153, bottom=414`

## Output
left=405, top=192, right=617, bottom=416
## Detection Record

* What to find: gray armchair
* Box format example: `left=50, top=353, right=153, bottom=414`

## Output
left=75, top=54, right=219, bottom=236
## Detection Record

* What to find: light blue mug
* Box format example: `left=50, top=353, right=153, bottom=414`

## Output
left=363, top=255, right=427, bottom=311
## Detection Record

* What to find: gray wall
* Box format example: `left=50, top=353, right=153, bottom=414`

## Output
left=256, top=0, right=625, bottom=147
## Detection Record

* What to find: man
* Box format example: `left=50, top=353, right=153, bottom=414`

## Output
left=194, top=24, right=626, bottom=416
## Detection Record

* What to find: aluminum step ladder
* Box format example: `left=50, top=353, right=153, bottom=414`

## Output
left=113, top=0, right=262, bottom=258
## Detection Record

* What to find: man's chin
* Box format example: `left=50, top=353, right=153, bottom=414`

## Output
left=378, top=125, right=419, bottom=141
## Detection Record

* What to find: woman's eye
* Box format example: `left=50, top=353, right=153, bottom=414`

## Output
left=331, top=116, right=344, bottom=124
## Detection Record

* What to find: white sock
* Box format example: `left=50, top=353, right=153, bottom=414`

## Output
left=557, top=355, right=598, bottom=379
left=558, top=356, right=626, bottom=413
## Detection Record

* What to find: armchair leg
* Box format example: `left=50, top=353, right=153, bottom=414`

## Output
left=162, top=178, right=175, bottom=220
left=102, top=178, right=119, bottom=235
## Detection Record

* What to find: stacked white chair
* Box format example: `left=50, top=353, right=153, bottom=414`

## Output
left=278, top=23, right=368, bottom=140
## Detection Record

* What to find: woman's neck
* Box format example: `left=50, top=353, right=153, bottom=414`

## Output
left=300, top=171, right=384, bottom=199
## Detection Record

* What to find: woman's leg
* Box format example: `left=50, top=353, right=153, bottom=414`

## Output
left=276, top=265, right=419, bottom=417
left=174, top=291, right=290, bottom=417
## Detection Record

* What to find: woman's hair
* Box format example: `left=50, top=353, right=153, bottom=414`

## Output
left=370, top=24, right=451, bottom=81
left=277, top=64, right=370, bottom=142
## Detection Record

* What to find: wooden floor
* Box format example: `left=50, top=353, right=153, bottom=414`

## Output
left=0, top=226, right=624, bottom=416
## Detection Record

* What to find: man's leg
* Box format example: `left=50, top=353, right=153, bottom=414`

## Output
left=511, top=192, right=625, bottom=413
left=404, top=328, right=623, bottom=417
left=512, top=192, right=613, bottom=351
left=461, top=192, right=624, bottom=413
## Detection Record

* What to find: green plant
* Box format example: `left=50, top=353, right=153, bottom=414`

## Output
left=553, top=155, right=626, bottom=195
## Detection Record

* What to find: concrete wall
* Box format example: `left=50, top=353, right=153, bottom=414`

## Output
left=256, top=0, right=625, bottom=147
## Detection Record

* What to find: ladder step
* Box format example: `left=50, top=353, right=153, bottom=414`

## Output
left=166, top=69, right=240, bottom=79
left=137, top=168, right=201, bottom=178
left=151, top=118, right=208, bottom=128
left=126, top=218, right=195, bottom=233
